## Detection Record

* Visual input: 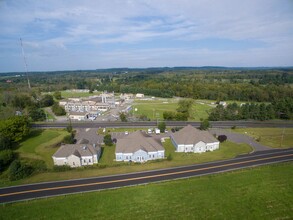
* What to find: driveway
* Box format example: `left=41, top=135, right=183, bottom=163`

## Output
left=210, top=128, right=271, bottom=152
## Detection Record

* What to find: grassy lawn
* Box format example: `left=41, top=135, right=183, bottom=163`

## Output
left=99, top=146, right=116, bottom=165
left=0, top=137, right=252, bottom=187
left=1, top=162, right=292, bottom=219
left=132, top=99, right=213, bottom=121
left=163, top=139, right=252, bottom=166
left=16, top=129, right=69, bottom=168
left=234, top=128, right=293, bottom=148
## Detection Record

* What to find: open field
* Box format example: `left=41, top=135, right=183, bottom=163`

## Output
left=132, top=98, right=213, bottom=121
left=16, top=129, right=69, bottom=168
left=0, top=136, right=252, bottom=187
left=234, top=128, right=293, bottom=148
left=42, top=90, right=102, bottom=99
left=1, top=162, right=292, bottom=219
left=60, top=90, right=101, bottom=98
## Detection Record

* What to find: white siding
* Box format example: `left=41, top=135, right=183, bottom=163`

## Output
left=67, top=155, right=81, bottom=167
left=194, top=141, right=207, bottom=153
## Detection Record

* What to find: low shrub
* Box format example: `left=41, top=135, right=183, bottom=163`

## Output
left=53, top=165, right=72, bottom=172
left=218, top=135, right=227, bottom=143
left=0, top=150, right=15, bottom=171
left=167, top=153, right=173, bottom=161
left=8, top=160, right=33, bottom=181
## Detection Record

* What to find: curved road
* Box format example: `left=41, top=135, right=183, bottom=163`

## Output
left=0, top=148, right=292, bottom=204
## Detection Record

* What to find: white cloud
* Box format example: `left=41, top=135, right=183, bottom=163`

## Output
left=0, top=0, right=292, bottom=71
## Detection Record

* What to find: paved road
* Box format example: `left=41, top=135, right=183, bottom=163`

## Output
left=210, top=128, right=271, bottom=151
left=0, top=148, right=292, bottom=204
left=33, top=120, right=293, bottom=129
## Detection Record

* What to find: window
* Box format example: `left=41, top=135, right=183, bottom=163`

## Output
left=84, top=159, right=86, bottom=163
left=153, top=154, right=155, bottom=158
left=126, top=156, right=128, bottom=160
left=89, top=159, right=91, bottom=163
left=73, top=162, right=75, bottom=166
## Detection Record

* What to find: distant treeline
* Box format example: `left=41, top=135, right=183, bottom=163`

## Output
left=208, top=98, right=293, bottom=121
left=1, top=68, right=293, bottom=103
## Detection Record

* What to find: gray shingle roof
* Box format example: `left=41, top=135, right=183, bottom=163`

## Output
left=115, top=131, right=164, bottom=154
left=171, top=125, right=219, bottom=145
left=53, top=144, right=100, bottom=158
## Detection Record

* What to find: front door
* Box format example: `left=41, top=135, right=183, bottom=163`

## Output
left=137, top=156, right=144, bottom=162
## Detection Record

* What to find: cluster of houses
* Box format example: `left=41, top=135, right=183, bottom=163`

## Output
left=52, top=125, right=220, bottom=167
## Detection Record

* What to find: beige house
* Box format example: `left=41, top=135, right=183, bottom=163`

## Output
left=135, top=93, right=144, bottom=98
left=115, top=131, right=165, bottom=162
left=52, top=144, right=101, bottom=167
left=68, top=111, right=89, bottom=121
left=171, top=125, right=219, bottom=153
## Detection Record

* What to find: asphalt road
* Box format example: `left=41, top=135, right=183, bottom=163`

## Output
left=33, top=120, right=293, bottom=129
left=0, top=148, right=292, bottom=204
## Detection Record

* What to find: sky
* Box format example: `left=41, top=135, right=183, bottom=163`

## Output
left=0, top=0, right=293, bottom=72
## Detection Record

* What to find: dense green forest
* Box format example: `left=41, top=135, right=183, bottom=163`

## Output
left=0, top=67, right=293, bottom=120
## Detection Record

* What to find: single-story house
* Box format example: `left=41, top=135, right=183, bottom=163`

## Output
left=115, top=131, right=165, bottom=162
left=52, top=144, right=101, bottom=167
left=68, top=111, right=89, bottom=121
left=171, top=125, right=219, bottom=153
left=135, top=93, right=144, bottom=98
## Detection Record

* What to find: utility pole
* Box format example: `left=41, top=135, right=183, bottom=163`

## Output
left=20, top=38, right=31, bottom=89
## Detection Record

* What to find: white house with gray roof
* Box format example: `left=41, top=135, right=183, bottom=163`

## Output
left=115, top=131, right=165, bottom=162
left=171, top=125, right=219, bottom=153
left=52, top=144, right=101, bottom=167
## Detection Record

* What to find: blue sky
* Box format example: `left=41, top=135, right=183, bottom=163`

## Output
left=0, top=0, right=293, bottom=72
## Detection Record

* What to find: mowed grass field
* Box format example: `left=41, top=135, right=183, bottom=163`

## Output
left=234, top=128, right=293, bottom=148
left=16, top=129, right=69, bottom=168
left=132, top=99, right=213, bottom=121
left=1, top=162, right=292, bottom=219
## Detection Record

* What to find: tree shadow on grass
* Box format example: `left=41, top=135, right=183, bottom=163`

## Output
left=99, top=146, right=105, bottom=162
left=13, top=129, right=44, bottom=151
left=23, top=129, right=44, bottom=142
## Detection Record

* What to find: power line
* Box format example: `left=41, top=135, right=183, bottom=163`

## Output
left=20, top=37, right=31, bottom=89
